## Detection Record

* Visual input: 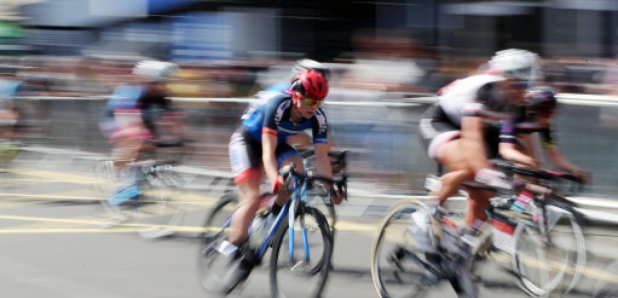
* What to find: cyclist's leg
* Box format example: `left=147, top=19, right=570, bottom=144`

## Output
left=228, top=173, right=262, bottom=245
left=228, top=129, right=263, bottom=247
left=110, top=125, right=152, bottom=167
left=464, top=188, right=493, bottom=225
left=108, top=126, right=151, bottom=204
left=433, top=138, right=475, bottom=206
left=419, top=103, right=472, bottom=206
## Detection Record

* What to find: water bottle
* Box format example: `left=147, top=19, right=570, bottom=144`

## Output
left=510, top=191, right=534, bottom=213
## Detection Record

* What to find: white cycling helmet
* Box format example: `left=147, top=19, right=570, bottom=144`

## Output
left=488, top=49, right=541, bottom=81
left=132, top=60, right=178, bottom=82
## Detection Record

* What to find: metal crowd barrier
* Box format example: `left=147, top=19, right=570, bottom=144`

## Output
left=13, top=92, right=618, bottom=197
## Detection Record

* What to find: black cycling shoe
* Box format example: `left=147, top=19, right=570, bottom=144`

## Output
left=220, top=246, right=255, bottom=294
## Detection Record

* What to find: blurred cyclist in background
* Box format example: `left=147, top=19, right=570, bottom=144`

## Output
left=0, top=67, right=25, bottom=164
left=217, top=69, right=337, bottom=281
left=418, top=49, right=542, bottom=245
left=499, top=86, right=589, bottom=181
left=99, top=60, right=180, bottom=205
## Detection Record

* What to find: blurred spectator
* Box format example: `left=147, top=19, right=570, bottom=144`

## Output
left=338, top=29, right=431, bottom=94
left=598, top=60, right=618, bottom=95
left=0, top=67, right=24, bottom=140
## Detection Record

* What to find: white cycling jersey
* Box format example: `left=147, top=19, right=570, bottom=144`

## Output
left=438, top=73, right=506, bottom=125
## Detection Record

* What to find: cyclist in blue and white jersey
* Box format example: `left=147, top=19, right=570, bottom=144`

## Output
left=99, top=60, right=180, bottom=205
left=219, top=69, right=337, bottom=263
left=257, top=59, right=331, bottom=148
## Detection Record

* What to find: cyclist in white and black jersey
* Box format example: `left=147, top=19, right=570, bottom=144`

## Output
left=418, top=49, right=541, bottom=229
left=498, top=86, right=589, bottom=182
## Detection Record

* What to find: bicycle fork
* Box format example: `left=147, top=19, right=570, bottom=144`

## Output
left=288, top=199, right=312, bottom=271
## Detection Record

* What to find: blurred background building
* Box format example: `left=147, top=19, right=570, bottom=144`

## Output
left=0, top=0, right=615, bottom=195
left=0, top=0, right=611, bottom=95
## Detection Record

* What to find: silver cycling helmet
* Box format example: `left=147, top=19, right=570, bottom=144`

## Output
left=290, top=59, right=330, bottom=82
left=488, top=49, right=542, bottom=82
left=132, top=60, right=178, bottom=82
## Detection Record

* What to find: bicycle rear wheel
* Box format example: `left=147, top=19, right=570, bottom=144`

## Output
left=371, top=199, right=436, bottom=298
left=512, top=200, right=586, bottom=296
left=270, top=205, right=331, bottom=298
left=201, top=191, right=239, bottom=238
left=197, top=228, right=251, bottom=296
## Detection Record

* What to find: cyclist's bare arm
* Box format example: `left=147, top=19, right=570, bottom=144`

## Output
left=544, top=146, right=588, bottom=181
left=313, top=143, right=333, bottom=179
left=262, top=132, right=280, bottom=188
left=499, top=141, right=539, bottom=168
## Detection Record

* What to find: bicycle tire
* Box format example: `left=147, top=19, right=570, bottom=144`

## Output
left=134, top=170, right=184, bottom=238
left=91, top=160, right=118, bottom=199
left=370, top=199, right=435, bottom=298
left=270, top=205, right=332, bottom=298
left=197, top=227, right=250, bottom=296
left=512, top=199, right=586, bottom=296
left=201, top=191, right=239, bottom=239
left=593, top=260, right=618, bottom=298
left=91, top=160, right=131, bottom=227
left=304, top=191, right=337, bottom=252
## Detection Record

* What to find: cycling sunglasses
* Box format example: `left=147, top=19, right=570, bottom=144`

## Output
left=302, top=97, right=324, bottom=107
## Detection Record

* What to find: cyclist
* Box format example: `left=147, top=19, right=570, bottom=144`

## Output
left=0, top=68, right=23, bottom=141
left=217, top=69, right=336, bottom=268
left=99, top=60, right=179, bottom=205
left=259, top=59, right=331, bottom=148
left=498, top=86, right=588, bottom=181
left=418, top=49, right=542, bottom=245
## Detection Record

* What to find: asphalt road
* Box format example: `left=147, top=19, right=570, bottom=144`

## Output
left=0, top=155, right=616, bottom=298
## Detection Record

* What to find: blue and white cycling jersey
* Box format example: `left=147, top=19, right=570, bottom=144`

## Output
left=105, top=84, right=145, bottom=115
left=241, top=92, right=328, bottom=145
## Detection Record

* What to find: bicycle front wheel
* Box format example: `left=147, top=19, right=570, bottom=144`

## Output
left=134, top=171, right=184, bottom=238
left=512, top=200, right=586, bottom=296
left=371, top=199, right=436, bottom=298
left=270, top=206, right=332, bottom=298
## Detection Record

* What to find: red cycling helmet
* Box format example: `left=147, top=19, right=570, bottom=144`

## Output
left=291, top=69, right=329, bottom=100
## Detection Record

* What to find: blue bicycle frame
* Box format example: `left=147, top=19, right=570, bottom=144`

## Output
left=219, top=173, right=313, bottom=264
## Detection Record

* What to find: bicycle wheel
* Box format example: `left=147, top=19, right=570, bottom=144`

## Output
left=91, top=160, right=117, bottom=198
left=270, top=205, right=331, bottom=298
left=371, top=199, right=437, bottom=298
left=134, top=170, right=184, bottom=238
left=304, top=191, right=337, bottom=245
left=91, top=160, right=130, bottom=227
left=197, top=228, right=251, bottom=296
left=512, top=200, right=586, bottom=296
left=201, top=191, right=239, bottom=238
left=593, top=260, right=618, bottom=298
